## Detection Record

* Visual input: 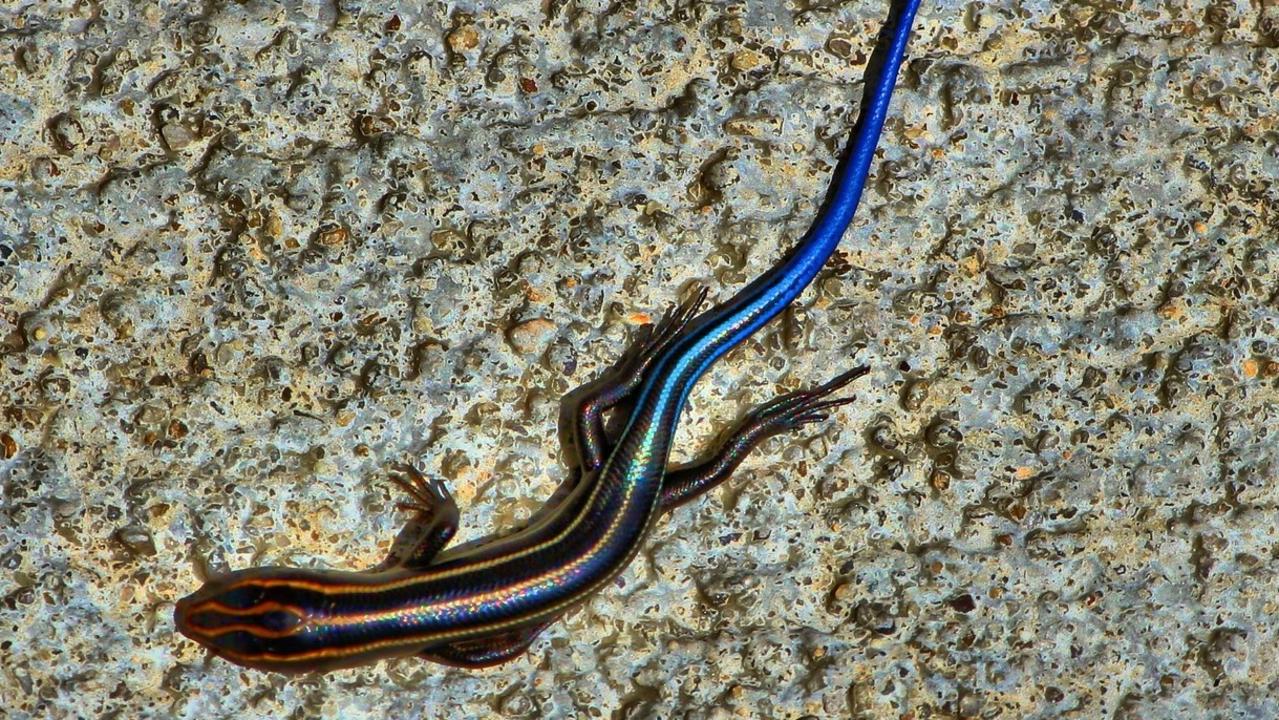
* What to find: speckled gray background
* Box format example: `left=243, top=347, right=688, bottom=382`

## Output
left=2, top=0, right=1278, bottom=718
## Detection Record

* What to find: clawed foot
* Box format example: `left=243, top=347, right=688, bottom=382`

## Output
left=379, top=464, right=459, bottom=571
left=388, top=464, right=454, bottom=517
left=628, top=285, right=710, bottom=373
left=657, top=366, right=870, bottom=513
left=747, top=365, right=869, bottom=433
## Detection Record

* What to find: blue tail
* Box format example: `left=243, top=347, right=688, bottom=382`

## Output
left=656, top=0, right=922, bottom=408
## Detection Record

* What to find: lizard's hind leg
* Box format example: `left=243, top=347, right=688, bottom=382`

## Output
left=573, top=287, right=709, bottom=472
left=660, top=366, right=869, bottom=513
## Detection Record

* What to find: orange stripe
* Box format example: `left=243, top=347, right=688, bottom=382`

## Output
left=210, top=470, right=658, bottom=666
left=187, top=599, right=307, bottom=618
left=221, top=458, right=650, bottom=596
left=195, top=622, right=300, bottom=640
left=222, top=527, right=653, bottom=666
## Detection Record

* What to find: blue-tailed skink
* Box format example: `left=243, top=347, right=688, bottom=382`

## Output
left=174, top=0, right=921, bottom=673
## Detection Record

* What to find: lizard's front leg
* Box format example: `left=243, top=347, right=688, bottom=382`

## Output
left=373, top=465, right=459, bottom=571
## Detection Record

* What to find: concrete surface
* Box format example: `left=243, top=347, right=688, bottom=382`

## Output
left=2, top=0, right=1278, bottom=718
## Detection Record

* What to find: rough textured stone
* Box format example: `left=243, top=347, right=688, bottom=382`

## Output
left=1, top=1, right=1278, bottom=718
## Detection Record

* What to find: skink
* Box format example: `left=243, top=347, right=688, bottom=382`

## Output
left=175, top=0, right=921, bottom=673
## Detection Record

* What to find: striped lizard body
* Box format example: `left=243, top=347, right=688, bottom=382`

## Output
left=174, top=0, right=921, bottom=673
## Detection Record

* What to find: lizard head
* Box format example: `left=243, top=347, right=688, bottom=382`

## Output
left=174, top=568, right=316, bottom=673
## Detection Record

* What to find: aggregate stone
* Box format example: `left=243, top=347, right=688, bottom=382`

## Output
left=1, top=1, right=1278, bottom=718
